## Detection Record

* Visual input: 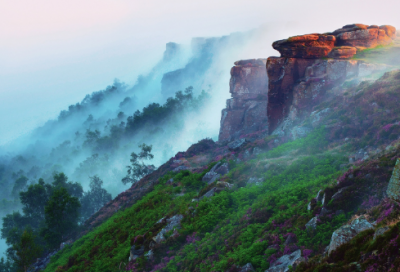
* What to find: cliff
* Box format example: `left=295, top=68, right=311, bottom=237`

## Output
left=219, top=24, right=397, bottom=142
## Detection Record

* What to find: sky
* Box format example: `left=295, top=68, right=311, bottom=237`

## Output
left=1, top=0, right=400, bottom=145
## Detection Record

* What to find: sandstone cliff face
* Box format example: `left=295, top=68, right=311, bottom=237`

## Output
left=219, top=24, right=396, bottom=142
left=219, top=59, right=268, bottom=142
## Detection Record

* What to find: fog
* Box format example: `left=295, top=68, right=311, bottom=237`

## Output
left=1, top=0, right=400, bottom=261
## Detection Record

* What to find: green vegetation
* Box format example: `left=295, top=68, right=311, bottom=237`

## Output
left=42, top=130, right=348, bottom=271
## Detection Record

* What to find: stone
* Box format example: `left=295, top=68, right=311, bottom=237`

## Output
left=240, top=263, right=255, bottom=272
left=173, top=165, right=188, bottom=172
left=331, top=186, right=350, bottom=201
left=228, top=138, right=248, bottom=151
left=328, top=216, right=373, bottom=255
left=218, top=59, right=268, bottom=142
left=200, top=187, right=218, bottom=200
left=373, top=226, right=389, bottom=240
left=320, top=207, right=331, bottom=216
left=129, top=245, right=144, bottom=261
left=305, top=217, right=318, bottom=230
left=315, top=190, right=324, bottom=202
left=284, top=234, right=297, bottom=245
left=154, top=215, right=184, bottom=243
left=272, top=34, right=336, bottom=58
left=265, top=249, right=303, bottom=272
left=144, top=249, right=154, bottom=260
left=387, top=159, right=400, bottom=201
left=247, top=177, right=263, bottom=185
left=215, top=163, right=229, bottom=175
left=327, top=46, right=357, bottom=59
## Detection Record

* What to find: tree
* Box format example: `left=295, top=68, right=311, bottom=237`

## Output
left=19, top=178, right=50, bottom=228
left=12, top=228, right=42, bottom=272
left=52, top=173, right=83, bottom=199
left=0, top=257, right=13, bottom=272
left=122, top=144, right=155, bottom=185
left=41, top=187, right=80, bottom=249
left=11, top=176, right=28, bottom=199
left=79, top=176, right=112, bottom=222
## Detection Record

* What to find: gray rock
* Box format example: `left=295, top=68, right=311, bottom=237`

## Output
left=307, top=202, right=312, bottom=211
left=331, top=186, right=350, bottom=201
left=315, top=190, right=324, bottom=202
left=265, top=249, right=303, bottom=272
left=154, top=214, right=184, bottom=243
left=144, top=249, right=154, bottom=260
left=248, top=177, right=263, bottom=185
left=328, top=216, right=373, bottom=255
left=129, top=245, right=144, bottom=261
left=253, top=147, right=263, bottom=155
left=373, top=226, right=389, bottom=240
left=240, top=263, right=255, bottom=272
left=215, top=163, right=229, bottom=175
left=173, top=165, right=188, bottom=172
left=228, top=138, right=248, bottom=151
left=321, top=193, right=326, bottom=206
left=200, top=188, right=218, bottom=200
left=320, top=207, right=331, bottom=216
left=28, top=250, right=58, bottom=272
left=305, top=217, right=318, bottom=230
left=291, top=126, right=311, bottom=140
left=284, top=234, right=296, bottom=245
left=387, top=159, right=400, bottom=201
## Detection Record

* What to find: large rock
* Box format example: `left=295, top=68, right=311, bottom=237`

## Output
left=129, top=245, right=144, bottom=261
left=265, top=249, right=304, bottom=272
left=328, top=216, right=373, bottom=255
left=154, top=215, right=184, bottom=243
left=218, top=59, right=268, bottom=142
left=273, top=34, right=336, bottom=58
left=387, top=159, right=400, bottom=201
left=240, top=263, right=255, bottom=272
left=334, top=25, right=396, bottom=48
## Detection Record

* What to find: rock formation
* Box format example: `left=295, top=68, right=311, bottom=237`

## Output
left=218, top=24, right=396, bottom=141
left=218, top=59, right=269, bottom=142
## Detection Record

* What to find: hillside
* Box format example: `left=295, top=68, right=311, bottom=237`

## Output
left=3, top=24, right=400, bottom=272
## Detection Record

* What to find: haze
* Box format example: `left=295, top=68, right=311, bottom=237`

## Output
left=0, top=0, right=399, bottom=145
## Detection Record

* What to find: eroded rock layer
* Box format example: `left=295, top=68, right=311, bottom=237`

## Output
left=218, top=24, right=396, bottom=141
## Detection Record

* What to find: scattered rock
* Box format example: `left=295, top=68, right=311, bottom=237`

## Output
left=328, top=216, right=373, bottom=255
left=373, top=226, right=389, bottom=240
left=228, top=138, right=248, bottom=151
left=129, top=245, right=144, bottom=261
left=173, top=165, right=188, bottom=172
left=247, top=177, right=263, bottom=185
left=154, top=215, right=184, bottom=243
left=305, top=217, right=318, bottom=230
left=387, top=159, right=400, bottom=201
left=240, top=263, right=255, bottom=272
left=144, top=249, right=154, bottom=260
left=284, top=234, right=297, bottom=245
left=29, top=251, right=57, bottom=272
left=265, top=249, right=304, bottom=272
left=315, top=190, right=324, bottom=202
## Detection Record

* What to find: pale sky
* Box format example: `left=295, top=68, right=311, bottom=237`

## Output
left=1, top=0, right=400, bottom=145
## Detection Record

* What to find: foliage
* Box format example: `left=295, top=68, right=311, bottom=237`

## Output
left=41, top=187, right=81, bottom=249
left=79, top=176, right=112, bottom=222
left=122, top=144, right=155, bottom=185
left=12, top=228, right=42, bottom=272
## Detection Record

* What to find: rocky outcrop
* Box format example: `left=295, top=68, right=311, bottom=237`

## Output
left=386, top=159, right=400, bottom=201
left=265, top=249, right=304, bottom=272
left=219, top=59, right=268, bottom=142
left=153, top=214, right=183, bottom=243
left=327, top=216, right=373, bottom=255
left=218, top=24, right=396, bottom=140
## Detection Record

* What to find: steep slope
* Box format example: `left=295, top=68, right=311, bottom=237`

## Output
left=37, top=24, right=400, bottom=272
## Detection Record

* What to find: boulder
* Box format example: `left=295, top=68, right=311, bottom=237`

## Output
left=154, top=215, right=184, bottom=243
left=387, top=159, right=400, bottom=201
left=173, top=165, right=188, bottom=172
left=129, top=245, right=144, bottom=261
left=247, top=177, right=263, bottom=185
left=272, top=34, right=336, bottom=58
left=328, top=216, right=373, bottom=255
left=305, top=217, right=318, bottom=230
left=145, top=249, right=154, bottom=260
left=315, top=190, right=324, bottom=202
left=265, top=249, right=304, bottom=272
left=327, top=46, right=357, bottom=59
left=240, top=263, right=256, bottom=272
left=215, top=163, right=229, bottom=175
left=373, top=226, right=389, bottom=240
left=228, top=138, right=248, bottom=151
